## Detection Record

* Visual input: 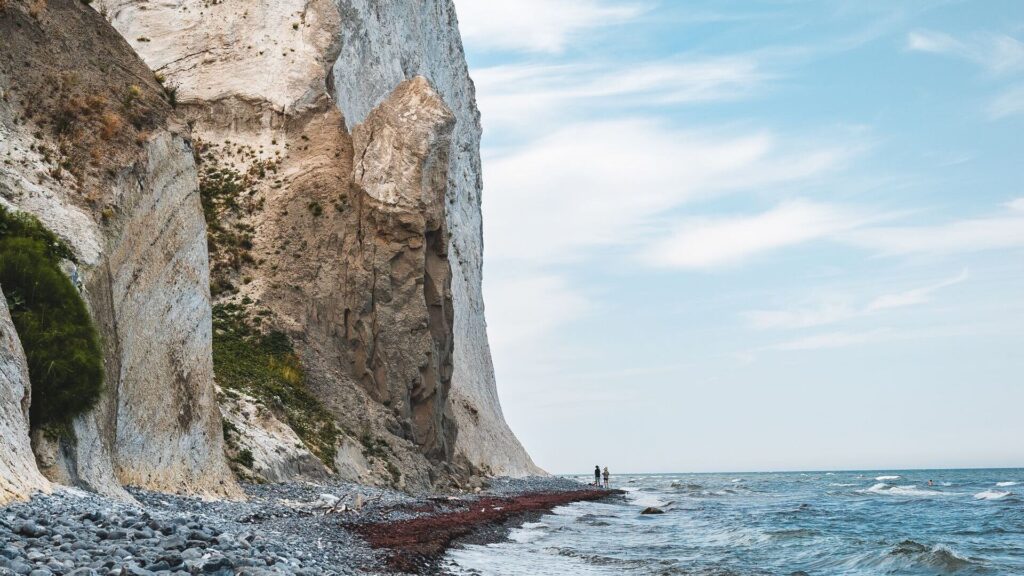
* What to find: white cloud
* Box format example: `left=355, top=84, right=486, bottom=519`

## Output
left=907, top=30, right=962, bottom=54
left=483, top=273, right=590, bottom=349
left=865, top=269, right=969, bottom=312
left=907, top=30, right=1024, bottom=75
left=745, top=298, right=857, bottom=331
left=744, top=270, right=969, bottom=330
left=843, top=199, right=1024, bottom=256
left=482, top=121, right=851, bottom=265
left=473, top=57, right=767, bottom=133
left=643, top=201, right=863, bottom=270
left=456, top=0, right=645, bottom=54
left=989, top=84, right=1024, bottom=118
left=769, top=328, right=893, bottom=351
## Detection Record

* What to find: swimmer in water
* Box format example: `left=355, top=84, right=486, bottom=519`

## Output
left=928, top=480, right=934, bottom=486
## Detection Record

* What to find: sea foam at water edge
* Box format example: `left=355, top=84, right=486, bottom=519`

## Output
left=995, top=481, right=1018, bottom=487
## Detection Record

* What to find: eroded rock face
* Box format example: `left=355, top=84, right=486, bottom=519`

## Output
left=0, top=0, right=238, bottom=498
left=331, top=1, right=542, bottom=476
left=0, top=291, right=50, bottom=505
left=93, top=0, right=540, bottom=484
left=344, top=77, right=456, bottom=462
left=220, top=388, right=331, bottom=483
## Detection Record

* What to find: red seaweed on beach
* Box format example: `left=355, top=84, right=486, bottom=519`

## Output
left=353, top=489, right=618, bottom=573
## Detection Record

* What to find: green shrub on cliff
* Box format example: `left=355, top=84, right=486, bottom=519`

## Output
left=0, top=206, right=103, bottom=431
left=212, top=303, right=340, bottom=467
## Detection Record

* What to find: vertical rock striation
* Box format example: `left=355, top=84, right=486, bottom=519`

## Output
left=346, top=77, right=457, bottom=462
left=0, top=0, right=238, bottom=498
left=0, top=292, right=50, bottom=505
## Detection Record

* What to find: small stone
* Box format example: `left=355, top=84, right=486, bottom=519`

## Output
left=640, top=506, right=664, bottom=515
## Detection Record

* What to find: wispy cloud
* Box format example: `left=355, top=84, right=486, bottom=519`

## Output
left=483, top=121, right=853, bottom=265
left=456, top=0, right=645, bottom=54
left=989, top=84, right=1024, bottom=118
left=768, top=328, right=893, bottom=351
left=643, top=201, right=865, bottom=270
left=907, top=30, right=1024, bottom=75
left=483, top=273, right=591, bottom=349
left=865, top=269, right=969, bottom=312
left=744, top=270, right=969, bottom=330
left=843, top=197, right=1024, bottom=256
left=473, top=57, right=768, bottom=132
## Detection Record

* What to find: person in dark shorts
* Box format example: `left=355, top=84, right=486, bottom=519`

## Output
left=594, top=465, right=601, bottom=486
left=603, top=466, right=610, bottom=488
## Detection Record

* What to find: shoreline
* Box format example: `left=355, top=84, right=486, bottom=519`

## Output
left=352, top=487, right=622, bottom=573
left=0, top=477, right=620, bottom=575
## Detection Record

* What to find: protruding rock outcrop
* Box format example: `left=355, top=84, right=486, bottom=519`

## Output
left=0, top=291, right=50, bottom=505
left=330, top=1, right=542, bottom=476
left=0, top=0, right=238, bottom=498
left=344, top=76, right=457, bottom=462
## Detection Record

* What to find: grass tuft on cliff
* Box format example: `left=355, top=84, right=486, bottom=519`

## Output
left=212, top=302, right=340, bottom=468
left=0, top=206, right=103, bottom=432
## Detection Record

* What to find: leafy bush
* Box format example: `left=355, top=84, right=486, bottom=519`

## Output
left=212, top=303, right=339, bottom=467
left=0, top=207, right=103, bottom=431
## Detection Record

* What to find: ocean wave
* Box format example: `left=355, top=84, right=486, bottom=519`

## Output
left=509, top=523, right=549, bottom=544
left=627, top=491, right=669, bottom=509
left=974, top=489, right=1012, bottom=501
left=829, top=483, right=857, bottom=487
left=885, top=540, right=977, bottom=572
left=996, top=481, right=1018, bottom=487
left=875, top=475, right=901, bottom=481
left=767, top=528, right=818, bottom=539
left=860, top=483, right=947, bottom=497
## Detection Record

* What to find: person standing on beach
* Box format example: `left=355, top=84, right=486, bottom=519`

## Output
left=602, top=467, right=610, bottom=488
left=594, top=465, right=601, bottom=486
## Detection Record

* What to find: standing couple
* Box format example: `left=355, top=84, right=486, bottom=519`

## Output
left=594, top=465, right=610, bottom=488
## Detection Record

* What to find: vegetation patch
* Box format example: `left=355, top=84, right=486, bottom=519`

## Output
left=0, top=207, right=103, bottom=433
left=196, top=140, right=276, bottom=298
left=212, top=302, right=339, bottom=468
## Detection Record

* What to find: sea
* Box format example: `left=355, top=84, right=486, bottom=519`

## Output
left=442, top=469, right=1024, bottom=575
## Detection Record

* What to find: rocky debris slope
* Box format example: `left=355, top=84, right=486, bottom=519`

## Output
left=93, top=0, right=541, bottom=484
left=0, top=292, right=50, bottom=505
left=0, top=0, right=237, bottom=498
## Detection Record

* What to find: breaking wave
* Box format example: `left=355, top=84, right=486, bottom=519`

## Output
left=974, top=490, right=1012, bottom=501
left=861, top=482, right=946, bottom=497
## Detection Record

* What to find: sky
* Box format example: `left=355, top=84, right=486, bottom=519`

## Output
left=452, top=0, right=1024, bottom=475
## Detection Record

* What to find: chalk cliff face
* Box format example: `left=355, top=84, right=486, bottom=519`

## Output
left=0, top=0, right=238, bottom=498
left=0, top=292, right=50, bottom=505
left=0, top=0, right=536, bottom=498
left=330, top=0, right=542, bottom=478
left=95, top=0, right=540, bottom=483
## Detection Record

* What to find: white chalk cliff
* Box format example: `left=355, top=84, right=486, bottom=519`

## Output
left=0, top=0, right=537, bottom=499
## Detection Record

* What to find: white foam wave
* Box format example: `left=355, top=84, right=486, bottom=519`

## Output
left=861, top=483, right=947, bottom=497
left=731, top=478, right=743, bottom=483
left=508, top=522, right=549, bottom=543
left=875, top=475, right=901, bottom=481
left=626, top=490, right=668, bottom=508
left=829, top=483, right=857, bottom=487
left=996, top=481, right=1018, bottom=487
left=974, top=490, right=1012, bottom=501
